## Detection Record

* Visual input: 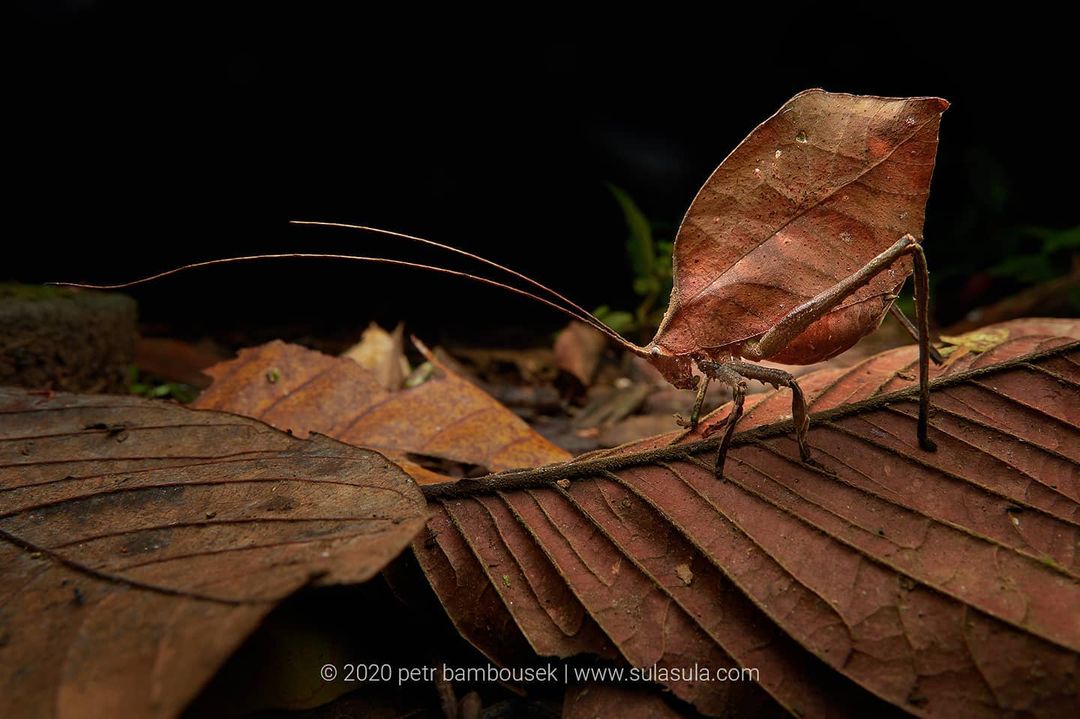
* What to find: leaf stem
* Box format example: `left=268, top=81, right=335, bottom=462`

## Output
left=420, top=341, right=1078, bottom=500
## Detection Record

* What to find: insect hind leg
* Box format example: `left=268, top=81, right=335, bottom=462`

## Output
left=740, top=234, right=936, bottom=452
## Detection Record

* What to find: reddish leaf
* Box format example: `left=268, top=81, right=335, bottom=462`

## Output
left=437, top=497, right=616, bottom=659
left=0, top=388, right=425, bottom=719
left=193, top=339, right=570, bottom=484
left=423, top=329, right=1080, bottom=717
left=651, top=90, right=948, bottom=367
left=411, top=506, right=537, bottom=666
left=701, top=317, right=1080, bottom=436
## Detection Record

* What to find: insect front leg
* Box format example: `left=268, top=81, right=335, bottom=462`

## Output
left=741, top=234, right=937, bottom=451
left=674, top=374, right=712, bottom=430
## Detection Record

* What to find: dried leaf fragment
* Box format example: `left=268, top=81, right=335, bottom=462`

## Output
left=555, top=320, right=608, bottom=386
left=341, top=322, right=409, bottom=390
left=194, top=339, right=570, bottom=484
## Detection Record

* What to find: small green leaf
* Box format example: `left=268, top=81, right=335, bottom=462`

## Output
left=149, top=384, right=173, bottom=398
left=1039, top=225, right=1080, bottom=254
left=989, top=255, right=1057, bottom=284
left=594, top=307, right=637, bottom=335
left=633, top=276, right=659, bottom=297
left=607, top=184, right=656, bottom=281
left=127, top=368, right=199, bottom=404
left=404, top=362, right=434, bottom=388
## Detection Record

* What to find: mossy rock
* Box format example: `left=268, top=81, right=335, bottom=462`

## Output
left=0, top=284, right=136, bottom=393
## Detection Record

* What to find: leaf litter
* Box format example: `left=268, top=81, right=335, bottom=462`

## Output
left=187, top=318, right=1080, bottom=717
left=19, top=86, right=1080, bottom=718
left=192, top=337, right=571, bottom=485
left=8, top=319, right=1077, bottom=715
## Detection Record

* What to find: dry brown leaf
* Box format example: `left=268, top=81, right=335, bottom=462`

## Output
left=341, top=322, right=409, bottom=390
left=417, top=498, right=617, bottom=661
left=193, top=339, right=570, bottom=484
left=554, top=321, right=608, bottom=386
left=422, top=327, right=1080, bottom=717
left=410, top=505, right=539, bottom=666
left=134, top=337, right=226, bottom=388
left=173, top=320, right=1079, bottom=717
left=0, top=388, right=425, bottom=719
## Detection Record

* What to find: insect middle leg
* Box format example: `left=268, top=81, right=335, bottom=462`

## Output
left=741, top=234, right=937, bottom=451
left=889, top=304, right=943, bottom=365
left=694, top=361, right=747, bottom=477
left=722, top=361, right=812, bottom=463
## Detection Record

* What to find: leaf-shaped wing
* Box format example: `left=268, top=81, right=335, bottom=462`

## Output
left=652, top=90, right=948, bottom=363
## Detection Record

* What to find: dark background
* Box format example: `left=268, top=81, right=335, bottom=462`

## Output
left=6, top=4, right=1076, bottom=344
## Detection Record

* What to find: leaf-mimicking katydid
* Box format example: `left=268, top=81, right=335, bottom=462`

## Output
left=62, top=89, right=949, bottom=475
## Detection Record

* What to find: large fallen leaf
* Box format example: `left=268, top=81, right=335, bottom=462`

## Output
left=194, top=340, right=570, bottom=484
left=420, top=325, right=1080, bottom=718
left=0, top=389, right=425, bottom=719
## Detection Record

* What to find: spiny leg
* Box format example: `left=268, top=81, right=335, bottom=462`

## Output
left=713, top=380, right=746, bottom=477
left=696, top=361, right=747, bottom=477
left=741, top=234, right=936, bottom=452
left=726, top=361, right=811, bottom=462
left=889, top=304, right=943, bottom=365
left=910, top=243, right=937, bottom=450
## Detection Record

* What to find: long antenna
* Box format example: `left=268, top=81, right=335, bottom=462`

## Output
left=290, top=220, right=631, bottom=346
left=51, top=253, right=644, bottom=354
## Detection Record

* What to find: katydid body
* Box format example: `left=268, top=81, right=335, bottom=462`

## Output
left=59, top=90, right=948, bottom=475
